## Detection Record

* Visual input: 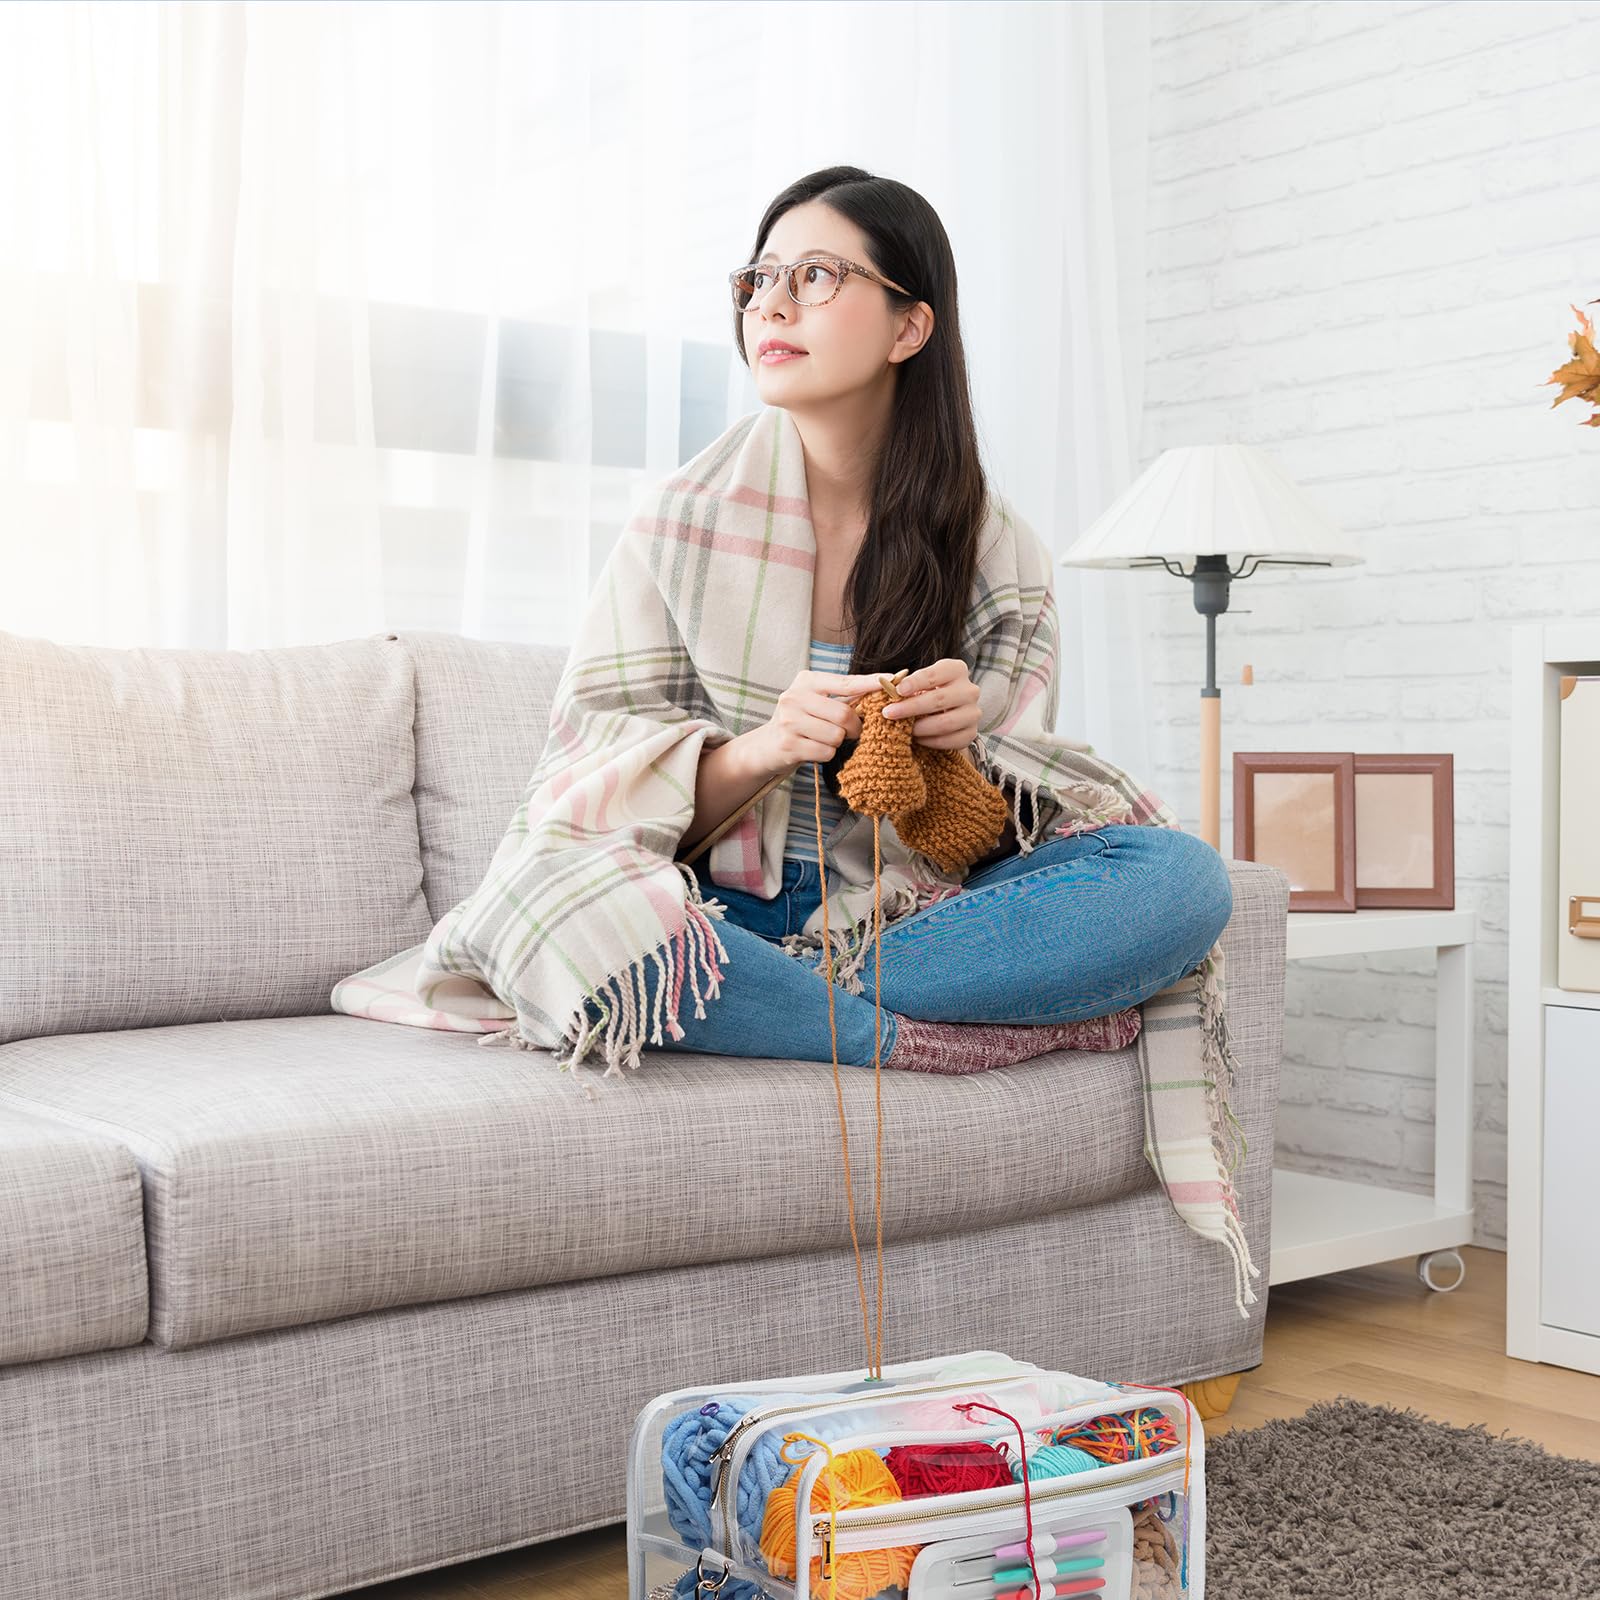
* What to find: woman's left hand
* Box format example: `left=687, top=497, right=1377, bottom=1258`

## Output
left=879, top=658, right=982, bottom=751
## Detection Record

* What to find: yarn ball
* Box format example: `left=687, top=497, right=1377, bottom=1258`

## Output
left=893, top=1388, right=1032, bottom=1432
left=758, top=1447, right=918, bottom=1600
left=1009, top=1442, right=1101, bottom=1480
left=1047, top=1406, right=1178, bottom=1464
left=660, top=1396, right=880, bottom=1550
left=883, top=1441, right=1013, bottom=1498
left=666, top=1571, right=773, bottom=1600
left=899, top=1357, right=1109, bottom=1431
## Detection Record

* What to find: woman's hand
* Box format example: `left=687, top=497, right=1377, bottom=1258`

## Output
left=880, top=658, right=982, bottom=751
left=743, top=670, right=889, bottom=778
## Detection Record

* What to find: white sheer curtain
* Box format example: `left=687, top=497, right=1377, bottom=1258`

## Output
left=0, top=0, right=1155, bottom=777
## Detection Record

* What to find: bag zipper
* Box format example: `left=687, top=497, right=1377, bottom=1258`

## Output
left=696, top=1349, right=1018, bottom=1505
left=794, top=1394, right=1195, bottom=1582
left=709, top=1370, right=1079, bottom=1567
left=813, top=1449, right=1184, bottom=1555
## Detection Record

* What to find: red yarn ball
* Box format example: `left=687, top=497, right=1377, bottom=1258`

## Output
left=882, top=1442, right=1014, bottom=1498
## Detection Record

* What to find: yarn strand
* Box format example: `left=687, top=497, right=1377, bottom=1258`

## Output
left=813, top=760, right=881, bottom=1380
left=871, top=810, right=885, bottom=1379
left=812, top=665, right=1007, bottom=1381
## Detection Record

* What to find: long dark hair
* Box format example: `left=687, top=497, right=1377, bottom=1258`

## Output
left=732, top=166, right=991, bottom=800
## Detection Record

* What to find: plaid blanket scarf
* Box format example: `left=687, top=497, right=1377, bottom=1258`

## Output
left=332, top=404, right=1261, bottom=1317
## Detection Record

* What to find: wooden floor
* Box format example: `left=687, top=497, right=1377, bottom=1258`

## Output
left=345, top=1246, right=1600, bottom=1599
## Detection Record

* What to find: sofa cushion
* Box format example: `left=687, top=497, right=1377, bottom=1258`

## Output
left=0, top=629, right=435, bottom=1045
left=0, top=1014, right=1160, bottom=1351
left=0, top=1103, right=148, bottom=1365
left=393, top=629, right=566, bottom=922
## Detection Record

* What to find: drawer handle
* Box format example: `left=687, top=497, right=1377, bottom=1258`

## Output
left=1569, top=896, right=1600, bottom=939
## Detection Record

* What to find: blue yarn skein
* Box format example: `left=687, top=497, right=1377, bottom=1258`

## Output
left=660, top=1396, right=883, bottom=1552
left=1011, top=1443, right=1101, bottom=1480
left=669, top=1568, right=776, bottom=1600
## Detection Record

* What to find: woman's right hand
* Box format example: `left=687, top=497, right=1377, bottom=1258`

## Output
left=744, top=670, right=892, bottom=778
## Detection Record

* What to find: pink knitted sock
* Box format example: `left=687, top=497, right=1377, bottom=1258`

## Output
left=882, top=1006, right=1142, bottom=1075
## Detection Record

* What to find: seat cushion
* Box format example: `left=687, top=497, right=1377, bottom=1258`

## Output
left=0, top=1103, right=148, bottom=1365
left=394, top=629, right=566, bottom=922
left=0, top=1015, right=1155, bottom=1350
left=0, top=628, right=435, bottom=1045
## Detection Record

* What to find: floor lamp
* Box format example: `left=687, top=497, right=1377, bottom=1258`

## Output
left=1057, top=444, right=1363, bottom=853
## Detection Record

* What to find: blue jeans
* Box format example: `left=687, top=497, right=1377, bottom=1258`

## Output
left=609, top=824, right=1234, bottom=1069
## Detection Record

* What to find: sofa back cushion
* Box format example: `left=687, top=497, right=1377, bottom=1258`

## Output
left=0, top=629, right=434, bottom=1045
left=395, top=630, right=565, bottom=921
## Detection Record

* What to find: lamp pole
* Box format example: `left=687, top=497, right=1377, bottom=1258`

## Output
left=1126, top=553, right=1334, bottom=854
left=1192, top=554, right=1231, bottom=853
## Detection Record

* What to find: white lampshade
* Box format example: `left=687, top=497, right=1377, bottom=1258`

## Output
left=1058, top=443, right=1363, bottom=571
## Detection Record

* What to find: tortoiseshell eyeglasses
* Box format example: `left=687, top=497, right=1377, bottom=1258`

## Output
left=729, top=254, right=912, bottom=311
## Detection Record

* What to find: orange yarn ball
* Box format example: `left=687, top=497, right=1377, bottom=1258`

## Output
left=758, top=1447, right=918, bottom=1600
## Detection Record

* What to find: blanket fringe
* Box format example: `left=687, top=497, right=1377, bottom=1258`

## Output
left=970, top=734, right=1133, bottom=853
left=1196, top=941, right=1264, bottom=1318
left=775, top=875, right=941, bottom=996
left=476, top=860, right=731, bottom=1098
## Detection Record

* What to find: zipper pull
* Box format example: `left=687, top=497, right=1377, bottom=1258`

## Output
left=820, top=1520, right=835, bottom=1581
left=707, top=1443, right=728, bottom=1508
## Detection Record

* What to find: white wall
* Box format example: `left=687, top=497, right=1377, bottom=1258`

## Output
left=1140, top=0, right=1600, bottom=1249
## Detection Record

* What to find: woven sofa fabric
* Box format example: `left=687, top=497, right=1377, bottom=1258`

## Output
left=0, top=1021, right=1146, bottom=1350
left=0, top=1104, right=148, bottom=1366
left=0, top=859, right=1284, bottom=1352
left=397, top=629, right=565, bottom=922
left=0, top=628, right=435, bottom=1046
left=0, top=1183, right=1267, bottom=1600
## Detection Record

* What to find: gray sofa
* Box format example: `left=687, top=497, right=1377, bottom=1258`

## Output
left=0, top=625, right=1289, bottom=1600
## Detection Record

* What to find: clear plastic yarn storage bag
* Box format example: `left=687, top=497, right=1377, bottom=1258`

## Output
left=626, top=1349, right=1206, bottom=1600
left=628, top=731, right=1209, bottom=1600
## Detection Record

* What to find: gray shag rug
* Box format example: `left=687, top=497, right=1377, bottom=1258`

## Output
left=1205, top=1398, right=1600, bottom=1596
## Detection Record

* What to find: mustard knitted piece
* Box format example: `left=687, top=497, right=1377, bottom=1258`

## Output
left=836, top=683, right=1011, bottom=873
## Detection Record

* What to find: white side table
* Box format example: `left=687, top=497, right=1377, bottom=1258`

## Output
left=1269, top=906, right=1477, bottom=1290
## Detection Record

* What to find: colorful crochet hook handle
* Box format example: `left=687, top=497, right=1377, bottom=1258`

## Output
left=993, top=1579, right=1104, bottom=1600
left=955, top=1528, right=1107, bottom=1565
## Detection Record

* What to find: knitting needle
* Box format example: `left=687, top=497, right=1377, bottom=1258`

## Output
left=678, top=669, right=910, bottom=868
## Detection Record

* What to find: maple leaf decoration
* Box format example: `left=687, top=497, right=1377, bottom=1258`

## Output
left=1545, top=299, right=1600, bottom=427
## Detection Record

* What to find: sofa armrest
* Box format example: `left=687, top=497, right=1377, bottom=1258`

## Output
left=1213, top=858, right=1292, bottom=1298
left=0, top=1099, right=149, bottom=1364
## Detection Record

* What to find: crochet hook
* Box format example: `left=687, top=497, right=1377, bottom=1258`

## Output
left=948, top=1555, right=1105, bottom=1589
left=950, top=1527, right=1107, bottom=1566
left=990, top=1581, right=1105, bottom=1600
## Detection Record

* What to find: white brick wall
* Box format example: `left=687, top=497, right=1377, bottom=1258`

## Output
left=1142, top=0, right=1600, bottom=1249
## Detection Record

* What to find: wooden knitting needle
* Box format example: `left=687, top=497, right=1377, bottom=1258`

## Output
left=677, top=669, right=912, bottom=868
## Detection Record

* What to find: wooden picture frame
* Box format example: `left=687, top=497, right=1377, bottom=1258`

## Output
left=1232, top=752, right=1357, bottom=912
left=1352, top=753, right=1455, bottom=909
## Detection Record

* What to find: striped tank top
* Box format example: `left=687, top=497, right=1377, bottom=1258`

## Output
left=783, top=637, right=854, bottom=864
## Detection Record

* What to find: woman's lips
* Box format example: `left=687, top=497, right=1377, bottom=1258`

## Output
left=760, top=349, right=807, bottom=363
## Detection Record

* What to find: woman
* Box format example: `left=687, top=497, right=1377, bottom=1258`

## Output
left=630, top=164, right=1235, bottom=1076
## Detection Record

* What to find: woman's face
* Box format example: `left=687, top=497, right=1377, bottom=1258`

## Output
left=743, top=202, right=923, bottom=405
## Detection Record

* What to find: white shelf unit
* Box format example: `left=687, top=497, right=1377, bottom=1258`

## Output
left=1508, top=620, right=1600, bottom=1376
left=1271, top=906, right=1476, bottom=1287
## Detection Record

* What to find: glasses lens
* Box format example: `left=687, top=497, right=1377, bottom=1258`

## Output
left=791, top=259, right=842, bottom=305
left=731, top=260, right=842, bottom=309
left=731, top=265, right=770, bottom=310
